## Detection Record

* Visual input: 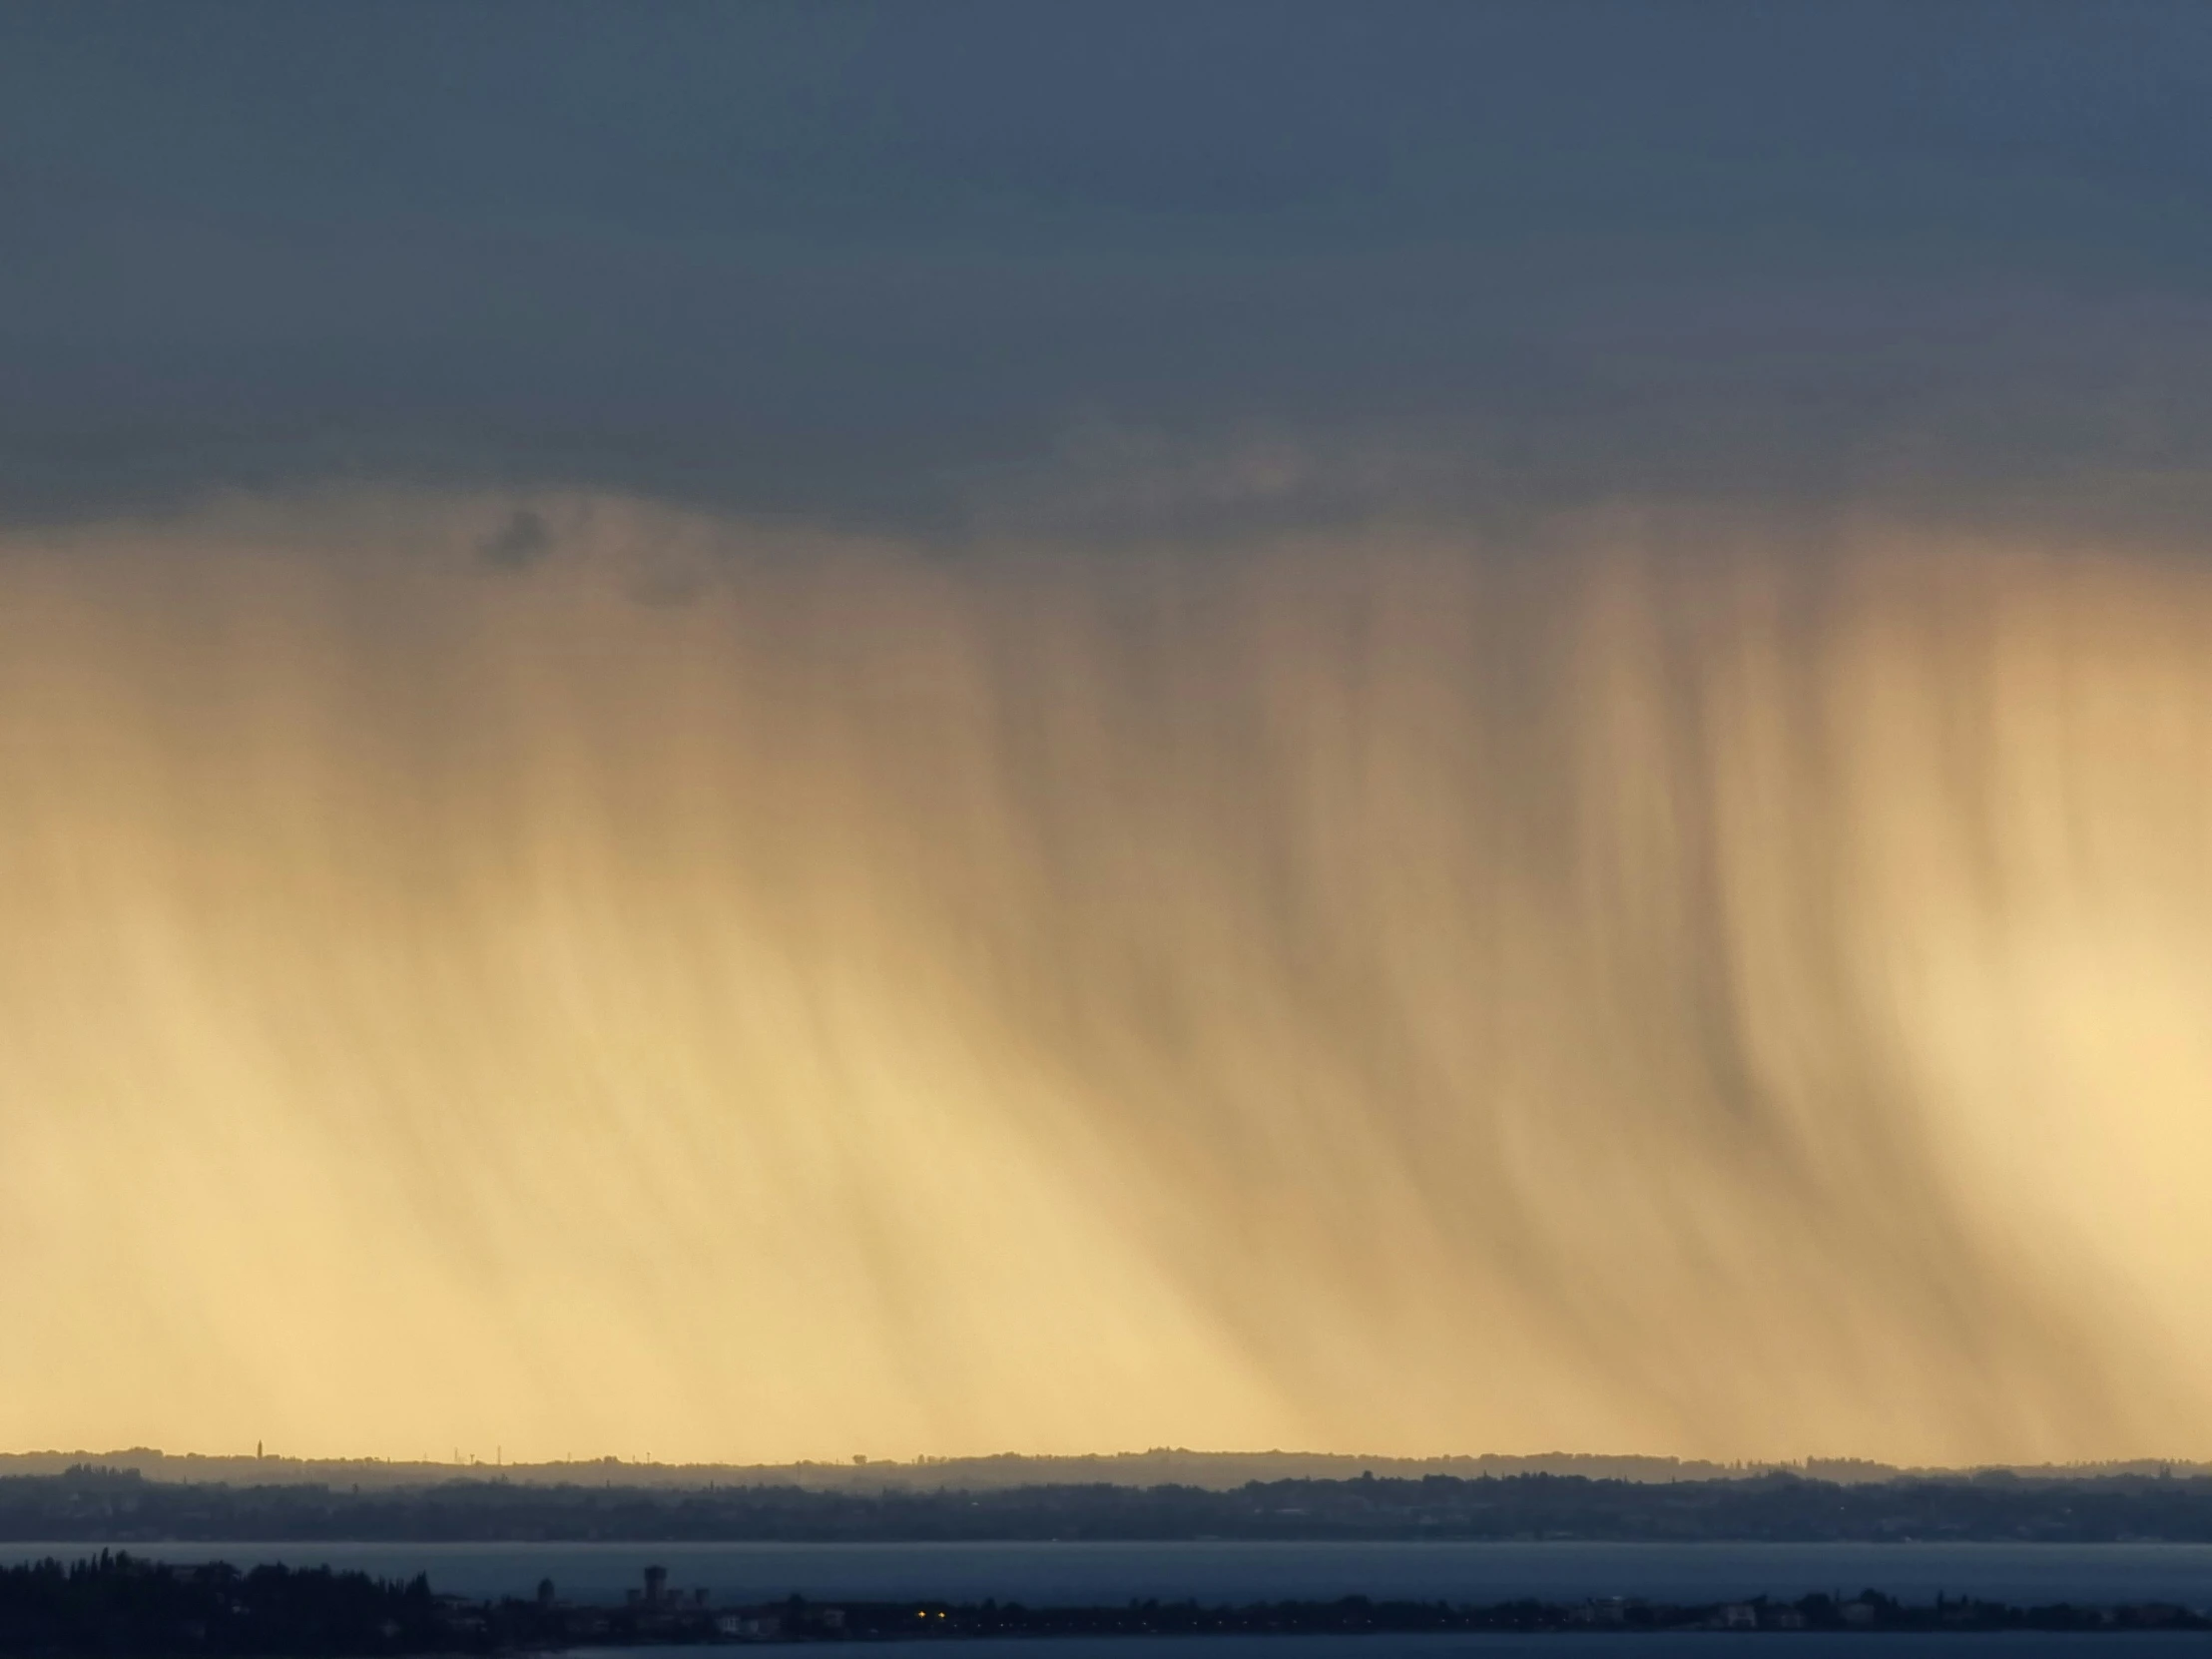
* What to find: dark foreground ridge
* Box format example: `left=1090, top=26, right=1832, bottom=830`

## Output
left=4, top=1554, right=2209, bottom=1654
left=13, top=1462, right=2212, bottom=1542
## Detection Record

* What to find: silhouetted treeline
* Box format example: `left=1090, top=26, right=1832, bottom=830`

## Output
left=11, top=1463, right=2212, bottom=1542
left=3, top=1553, right=2208, bottom=1653
left=13, top=1557, right=2212, bottom=1654
left=0, top=1552, right=439, bottom=1655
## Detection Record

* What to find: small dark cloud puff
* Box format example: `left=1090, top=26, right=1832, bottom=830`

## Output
left=477, top=509, right=554, bottom=571
left=626, top=562, right=706, bottom=610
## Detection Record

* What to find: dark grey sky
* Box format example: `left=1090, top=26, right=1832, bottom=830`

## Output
left=6, top=2, right=2212, bottom=534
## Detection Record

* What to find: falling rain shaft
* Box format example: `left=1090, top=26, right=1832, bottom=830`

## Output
left=2, top=492, right=2208, bottom=1464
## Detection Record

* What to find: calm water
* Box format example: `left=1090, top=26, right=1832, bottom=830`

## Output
left=11, top=1540, right=2212, bottom=1612
left=571, top=1638, right=2212, bottom=1658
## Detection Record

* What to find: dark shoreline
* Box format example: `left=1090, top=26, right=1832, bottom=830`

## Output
left=3, top=1552, right=2211, bottom=1655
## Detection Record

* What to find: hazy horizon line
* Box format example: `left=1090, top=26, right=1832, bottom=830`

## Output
left=9, top=1445, right=2207, bottom=1479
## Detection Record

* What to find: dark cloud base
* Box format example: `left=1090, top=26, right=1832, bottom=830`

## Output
left=3, top=4, right=2210, bottom=540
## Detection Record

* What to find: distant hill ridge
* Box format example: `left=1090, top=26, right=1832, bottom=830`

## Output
left=0, top=1447, right=2202, bottom=1490
left=11, top=1463, right=2212, bottom=1543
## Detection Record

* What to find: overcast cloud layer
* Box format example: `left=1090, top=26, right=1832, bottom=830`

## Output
left=6, top=2, right=2212, bottom=534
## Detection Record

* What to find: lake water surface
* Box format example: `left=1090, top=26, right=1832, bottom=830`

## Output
left=10, top=1540, right=2212, bottom=1612
left=569, top=1635, right=2212, bottom=1659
